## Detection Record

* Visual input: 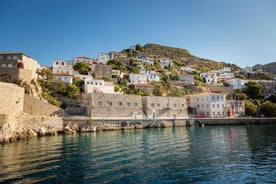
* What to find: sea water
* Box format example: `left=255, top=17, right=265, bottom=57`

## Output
left=0, top=125, right=275, bottom=183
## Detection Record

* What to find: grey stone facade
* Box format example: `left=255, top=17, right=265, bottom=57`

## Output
left=84, top=93, right=144, bottom=119
left=142, top=96, right=188, bottom=119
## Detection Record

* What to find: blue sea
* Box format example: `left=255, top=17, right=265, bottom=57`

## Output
left=0, top=125, right=275, bottom=183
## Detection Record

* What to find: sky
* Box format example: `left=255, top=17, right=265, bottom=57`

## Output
left=1, top=0, right=275, bottom=67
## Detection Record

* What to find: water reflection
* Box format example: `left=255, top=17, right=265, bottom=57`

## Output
left=0, top=125, right=275, bottom=183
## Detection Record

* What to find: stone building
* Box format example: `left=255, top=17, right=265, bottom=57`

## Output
left=92, top=64, right=112, bottom=79
left=84, top=93, right=144, bottom=119
left=141, top=96, right=188, bottom=119
left=189, top=93, right=227, bottom=118
left=179, top=74, right=194, bottom=85
left=0, top=52, right=40, bottom=83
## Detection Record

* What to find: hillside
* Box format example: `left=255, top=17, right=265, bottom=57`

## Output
left=253, top=62, right=276, bottom=75
left=136, top=44, right=239, bottom=71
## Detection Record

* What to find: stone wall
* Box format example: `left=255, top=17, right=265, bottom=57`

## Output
left=24, top=94, right=64, bottom=116
left=18, top=68, right=33, bottom=83
left=84, top=93, right=144, bottom=118
left=142, top=96, right=188, bottom=118
left=0, top=82, right=24, bottom=115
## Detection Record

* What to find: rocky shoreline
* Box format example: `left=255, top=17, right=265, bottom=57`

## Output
left=1, top=113, right=276, bottom=144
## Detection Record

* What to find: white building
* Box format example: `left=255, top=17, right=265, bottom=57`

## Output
left=74, top=74, right=93, bottom=81
left=84, top=78, right=115, bottom=94
left=140, top=70, right=160, bottom=82
left=228, top=78, right=244, bottom=89
left=134, top=56, right=154, bottom=65
left=200, top=72, right=218, bottom=84
left=243, top=67, right=253, bottom=74
left=128, top=73, right=148, bottom=84
left=98, top=53, right=110, bottom=64
left=220, top=67, right=231, bottom=72
left=179, top=66, right=196, bottom=72
left=220, top=73, right=235, bottom=79
left=52, top=59, right=74, bottom=75
left=160, top=58, right=174, bottom=68
left=189, top=93, right=226, bottom=118
left=54, top=73, right=73, bottom=84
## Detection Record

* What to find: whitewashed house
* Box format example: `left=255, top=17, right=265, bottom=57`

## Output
left=128, top=73, right=148, bottom=84
left=140, top=70, right=160, bottom=82
left=228, top=78, right=244, bottom=89
left=200, top=72, right=218, bottom=84
left=98, top=53, right=110, bottom=64
left=54, top=73, right=73, bottom=84
left=220, top=73, right=235, bottom=79
left=84, top=78, right=115, bottom=94
left=189, top=93, right=227, bottom=118
left=160, top=58, right=174, bottom=68
left=179, top=66, right=196, bottom=73
left=52, top=59, right=74, bottom=75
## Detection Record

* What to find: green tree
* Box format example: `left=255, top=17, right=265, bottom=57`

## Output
left=73, top=62, right=90, bottom=75
left=65, top=84, right=80, bottom=99
left=260, top=101, right=276, bottom=117
left=73, top=77, right=84, bottom=92
left=244, top=82, right=264, bottom=99
left=107, top=59, right=127, bottom=72
left=135, top=44, right=145, bottom=52
left=36, top=68, right=53, bottom=81
left=234, top=73, right=246, bottom=79
left=154, top=60, right=161, bottom=70
left=245, top=100, right=258, bottom=116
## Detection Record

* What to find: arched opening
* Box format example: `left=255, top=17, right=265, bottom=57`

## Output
left=0, top=74, right=11, bottom=82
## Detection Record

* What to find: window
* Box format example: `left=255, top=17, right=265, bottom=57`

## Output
left=174, top=104, right=177, bottom=107
left=99, top=101, right=104, bottom=106
left=217, top=104, right=220, bottom=108
left=134, top=102, right=138, bottom=107
left=118, top=102, right=123, bottom=106
left=109, top=102, right=113, bottom=106
left=7, top=56, right=11, bottom=60
left=12, top=56, right=17, bottom=60
left=0, top=56, right=3, bottom=60
left=202, top=104, right=204, bottom=108
left=56, top=62, right=58, bottom=65
left=127, top=102, right=131, bottom=107
left=1, top=64, right=6, bottom=68
left=62, top=62, right=64, bottom=65
left=207, top=104, right=209, bottom=108
left=222, top=104, right=224, bottom=108
left=212, top=104, right=215, bottom=108
left=197, top=105, right=200, bottom=108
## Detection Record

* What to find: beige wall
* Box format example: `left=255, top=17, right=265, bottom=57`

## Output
left=0, top=82, right=24, bottom=115
left=84, top=93, right=143, bottom=119
left=23, top=94, right=64, bottom=116
left=142, top=96, right=188, bottom=119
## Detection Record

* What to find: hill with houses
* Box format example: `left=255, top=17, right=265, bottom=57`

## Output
left=0, top=44, right=276, bottom=118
